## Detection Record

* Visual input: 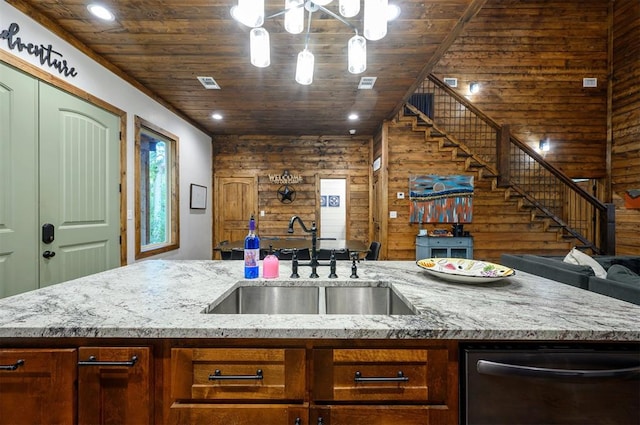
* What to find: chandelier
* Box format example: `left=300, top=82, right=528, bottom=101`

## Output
left=230, top=0, right=399, bottom=85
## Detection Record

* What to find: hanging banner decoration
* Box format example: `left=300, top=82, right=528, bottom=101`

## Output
left=1, top=22, right=78, bottom=77
left=409, top=174, right=474, bottom=223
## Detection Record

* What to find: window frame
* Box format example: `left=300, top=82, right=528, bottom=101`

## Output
left=134, top=116, right=180, bottom=259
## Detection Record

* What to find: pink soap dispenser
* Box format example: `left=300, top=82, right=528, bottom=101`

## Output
left=263, top=245, right=279, bottom=279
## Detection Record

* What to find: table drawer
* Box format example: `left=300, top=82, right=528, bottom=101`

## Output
left=171, top=348, right=305, bottom=401
left=312, top=348, right=448, bottom=403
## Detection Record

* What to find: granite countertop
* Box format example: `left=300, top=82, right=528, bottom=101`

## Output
left=0, top=260, right=638, bottom=341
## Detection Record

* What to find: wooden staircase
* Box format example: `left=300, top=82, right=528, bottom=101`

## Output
left=394, top=104, right=575, bottom=262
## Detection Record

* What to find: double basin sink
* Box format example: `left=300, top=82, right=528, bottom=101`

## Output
left=204, top=282, right=416, bottom=315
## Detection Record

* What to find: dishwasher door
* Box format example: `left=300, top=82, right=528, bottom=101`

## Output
left=462, top=344, right=640, bottom=425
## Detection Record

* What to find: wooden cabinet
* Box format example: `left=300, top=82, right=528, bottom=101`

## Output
left=170, top=347, right=306, bottom=424
left=78, top=346, right=153, bottom=425
left=312, top=347, right=453, bottom=423
left=416, top=236, right=473, bottom=259
left=313, top=348, right=448, bottom=403
left=0, top=348, right=76, bottom=425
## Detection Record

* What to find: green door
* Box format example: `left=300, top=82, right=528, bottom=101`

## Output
left=38, top=82, right=121, bottom=287
left=0, top=62, right=121, bottom=296
left=0, top=63, right=39, bottom=297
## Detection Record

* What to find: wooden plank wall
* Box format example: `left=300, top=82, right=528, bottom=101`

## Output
left=611, top=0, right=640, bottom=255
left=382, top=117, right=572, bottom=263
left=212, top=135, right=371, bottom=245
left=431, top=0, right=610, bottom=179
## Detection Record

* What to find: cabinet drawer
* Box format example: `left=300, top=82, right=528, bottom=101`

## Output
left=171, top=348, right=305, bottom=401
left=313, top=348, right=448, bottom=403
left=170, top=403, right=308, bottom=425
left=312, top=405, right=454, bottom=425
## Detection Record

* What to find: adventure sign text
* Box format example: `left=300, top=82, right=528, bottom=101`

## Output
left=1, top=22, right=78, bottom=77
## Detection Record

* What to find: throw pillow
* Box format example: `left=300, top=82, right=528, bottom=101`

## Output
left=563, top=247, right=607, bottom=279
left=606, top=264, right=640, bottom=285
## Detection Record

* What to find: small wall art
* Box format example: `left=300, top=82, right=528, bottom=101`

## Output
left=624, top=189, right=640, bottom=209
left=409, top=174, right=474, bottom=223
left=190, top=184, right=207, bottom=209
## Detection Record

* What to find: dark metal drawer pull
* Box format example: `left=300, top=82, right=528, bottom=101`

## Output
left=354, top=370, right=409, bottom=382
left=209, top=369, right=264, bottom=380
left=477, top=360, right=640, bottom=379
left=0, top=359, right=25, bottom=371
left=78, top=355, right=138, bottom=367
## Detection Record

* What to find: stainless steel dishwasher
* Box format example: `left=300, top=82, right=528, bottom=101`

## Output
left=461, top=343, right=640, bottom=425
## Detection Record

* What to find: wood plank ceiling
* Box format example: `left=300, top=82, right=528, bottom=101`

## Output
left=8, top=0, right=483, bottom=136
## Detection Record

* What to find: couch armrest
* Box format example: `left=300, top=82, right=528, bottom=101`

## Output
left=588, top=276, right=640, bottom=305
left=500, top=254, right=590, bottom=289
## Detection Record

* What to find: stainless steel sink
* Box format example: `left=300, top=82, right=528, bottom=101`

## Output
left=204, top=283, right=416, bottom=315
left=324, top=286, right=415, bottom=315
left=205, top=286, right=320, bottom=314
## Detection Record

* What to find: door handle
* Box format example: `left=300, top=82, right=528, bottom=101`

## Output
left=42, top=223, right=55, bottom=244
left=42, top=250, right=56, bottom=259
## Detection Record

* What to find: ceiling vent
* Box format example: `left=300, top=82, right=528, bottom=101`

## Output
left=197, top=76, right=221, bottom=89
left=443, top=77, right=458, bottom=87
left=358, top=76, right=377, bottom=90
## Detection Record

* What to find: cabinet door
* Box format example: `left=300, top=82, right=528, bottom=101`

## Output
left=78, top=346, right=152, bottom=425
left=170, top=404, right=308, bottom=425
left=0, top=348, right=76, bottom=425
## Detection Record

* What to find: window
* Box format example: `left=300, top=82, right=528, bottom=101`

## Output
left=135, top=116, right=179, bottom=259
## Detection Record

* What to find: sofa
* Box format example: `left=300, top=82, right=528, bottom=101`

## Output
left=500, top=252, right=640, bottom=305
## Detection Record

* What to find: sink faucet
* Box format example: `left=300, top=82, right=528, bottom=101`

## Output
left=288, top=215, right=336, bottom=278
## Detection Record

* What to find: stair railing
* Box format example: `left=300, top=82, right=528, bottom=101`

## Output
left=405, top=74, right=614, bottom=254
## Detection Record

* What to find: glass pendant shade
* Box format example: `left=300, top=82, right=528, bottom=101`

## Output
left=250, top=28, right=270, bottom=67
left=363, top=0, right=387, bottom=40
left=347, top=35, right=366, bottom=74
left=295, top=49, right=315, bottom=85
left=339, top=0, right=360, bottom=18
left=284, top=0, right=304, bottom=34
left=231, top=0, right=264, bottom=27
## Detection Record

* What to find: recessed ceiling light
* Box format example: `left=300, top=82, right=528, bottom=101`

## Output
left=387, top=4, right=401, bottom=21
left=348, top=113, right=359, bottom=120
left=212, top=113, right=223, bottom=120
left=87, top=4, right=115, bottom=21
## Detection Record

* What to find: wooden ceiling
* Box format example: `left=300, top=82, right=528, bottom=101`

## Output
left=8, top=0, right=485, bottom=136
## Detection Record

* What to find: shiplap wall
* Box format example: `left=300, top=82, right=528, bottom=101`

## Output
left=612, top=0, right=640, bottom=255
left=432, top=0, right=610, bottom=179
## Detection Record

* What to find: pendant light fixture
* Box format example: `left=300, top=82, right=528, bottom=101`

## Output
left=231, top=0, right=399, bottom=85
left=250, top=28, right=270, bottom=67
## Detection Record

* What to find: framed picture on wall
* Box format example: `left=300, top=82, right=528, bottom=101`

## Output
left=190, top=184, right=207, bottom=209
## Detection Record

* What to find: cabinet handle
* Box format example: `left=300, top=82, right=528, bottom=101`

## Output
left=78, top=355, right=138, bottom=367
left=354, top=370, right=409, bottom=382
left=0, top=359, right=24, bottom=371
left=209, top=369, right=263, bottom=380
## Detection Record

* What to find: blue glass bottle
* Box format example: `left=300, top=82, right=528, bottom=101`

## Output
left=244, top=215, right=260, bottom=278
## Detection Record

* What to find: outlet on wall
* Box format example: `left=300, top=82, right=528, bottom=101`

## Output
left=397, top=192, right=405, bottom=199
left=390, top=211, right=397, bottom=218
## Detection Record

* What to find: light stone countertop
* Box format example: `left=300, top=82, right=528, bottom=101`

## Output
left=0, top=260, right=638, bottom=341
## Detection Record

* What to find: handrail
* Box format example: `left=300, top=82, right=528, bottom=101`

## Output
left=404, top=74, right=614, bottom=254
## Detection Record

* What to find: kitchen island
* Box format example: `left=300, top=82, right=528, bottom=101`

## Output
left=0, top=260, right=638, bottom=424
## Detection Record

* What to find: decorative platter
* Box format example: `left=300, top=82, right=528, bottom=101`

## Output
left=416, top=258, right=515, bottom=283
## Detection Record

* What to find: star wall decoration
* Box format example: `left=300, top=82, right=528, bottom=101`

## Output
left=277, top=185, right=296, bottom=203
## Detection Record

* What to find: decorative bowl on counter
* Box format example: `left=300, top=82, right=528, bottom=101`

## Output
left=416, top=258, right=515, bottom=284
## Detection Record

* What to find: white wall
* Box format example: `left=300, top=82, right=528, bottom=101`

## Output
left=320, top=179, right=347, bottom=239
left=1, top=2, right=213, bottom=262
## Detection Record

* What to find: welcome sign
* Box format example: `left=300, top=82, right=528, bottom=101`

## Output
left=1, top=22, right=78, bottom=77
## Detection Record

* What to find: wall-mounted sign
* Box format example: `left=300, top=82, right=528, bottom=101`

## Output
left=1, top=22, right=78, bottom=77
left=268, top=170, right=303, bottom=185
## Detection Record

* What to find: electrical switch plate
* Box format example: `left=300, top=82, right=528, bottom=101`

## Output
left=127, top=210, right=133, bottom=220
left=260, top=210, right=265, bottom=217
left=397, top=192, right=405, bottom=199
left=390, top=211, right=397, bottom=218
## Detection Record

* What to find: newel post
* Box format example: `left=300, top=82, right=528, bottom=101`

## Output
left=600, top=203, right=616, bottom=255
left=496, top=124, right=511, bottom=187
